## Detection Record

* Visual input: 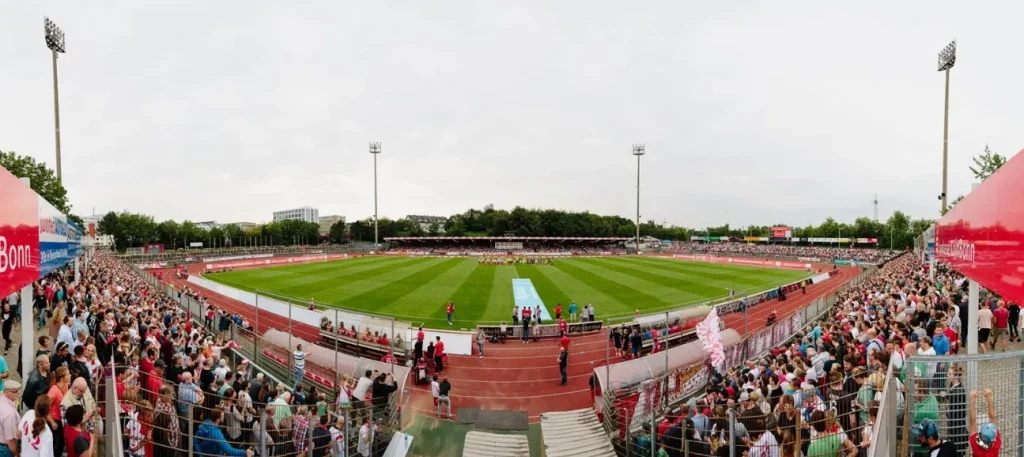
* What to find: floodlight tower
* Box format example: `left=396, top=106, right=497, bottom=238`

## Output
left=369, top=142, right=382, bottom=249
left=44, top=17, right=66, bottom=181
left=632, top=144, right=645, bottom=252
left=937, top=40, right=956, bottom=214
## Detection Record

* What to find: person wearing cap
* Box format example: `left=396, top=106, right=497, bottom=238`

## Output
left=911, top=418, right=957, bottom=456
left=0, top=380, right=21, bottom=457
left=969, top=389, right=1001, bottom=456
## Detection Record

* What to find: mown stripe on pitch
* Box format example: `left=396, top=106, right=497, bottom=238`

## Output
left=333, top=258, right=464, bottom=313
left=621, top=257, right=792, bottom=286
left=524, top=263, right=629, bottom=317
left=579, top=257, right=725, bottom=298
left=262, top=256, right=419, bottom=291
left=484, top=266, right=518, bottom=325
left=442, top=261, right=498, bottom=325
left=272, top=257, right=425, bottom=296
left=564, top=258, right=706, bottom=305
left=628, top=256, right=804, bottom=279
left=551, top=260, right=671, bottom=309
left=594, top=257, right=778, bottom=291
left=376, top=258, right=479, bottom=315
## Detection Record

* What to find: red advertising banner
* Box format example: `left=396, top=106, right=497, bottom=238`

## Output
left=0, top=167, right=40, bottom=297
left=771, top=226, right=793, bottom=239
left=670, top=254, right=811, bottom=270
left=936, top=148, right=1024, bottom=303
left=202, top=253, right=350, bottom=270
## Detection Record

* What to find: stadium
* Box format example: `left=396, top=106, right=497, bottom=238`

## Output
left=3, top=6, right=1023, bottom=457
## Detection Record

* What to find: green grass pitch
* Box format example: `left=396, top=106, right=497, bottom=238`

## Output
left=204, top=256, right=810, bottom=328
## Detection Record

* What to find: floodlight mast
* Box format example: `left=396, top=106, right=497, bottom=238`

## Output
left=937, top=40, right=956, bottom=214
left=369, top=142, right=382, bottom=249
left=632, top=144, right=645, bottom=253
left=44, top=17, right=67, bottom=182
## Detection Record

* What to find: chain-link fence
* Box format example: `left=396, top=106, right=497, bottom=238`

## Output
left=893, top=351, right=1024, bottom=457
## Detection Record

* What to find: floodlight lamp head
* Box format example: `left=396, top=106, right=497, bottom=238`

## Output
left=632, top=144, right=646, bottom=156
left=44, top=17, right=66, bottom=53
left=937, top=40, right=956, bottom=71
left=369, top=142, right=381, bottom=154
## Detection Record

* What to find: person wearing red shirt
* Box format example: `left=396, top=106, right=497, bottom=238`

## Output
left=521, top=307, right=533, bottom=343
left=558, top=318, right=568, bottom=335
left=446, top=302, right=455, bottom=326
left=434, top=336, right=445, bottom=373
left=139, top=348, right=156, bottom=393
left=560, top=334, right=571, bottom=351
left=992, top=300, right=1010, bottom=352
left=969, top=389, right=1001, bottom=457
left=554, top=304, right=562, bottom=320
left=146, top=361, right=166, bottom=404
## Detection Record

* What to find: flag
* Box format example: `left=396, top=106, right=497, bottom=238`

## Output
left=696, top=307, right=725, bottom=373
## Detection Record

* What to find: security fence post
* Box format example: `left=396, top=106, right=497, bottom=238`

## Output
left=254, top=292, right=260, bottom=365
left=1019, top=355, right=1024, bottom=457
left=258, top=410, right=268, bottom=457
left=651, top=405, right=657, bottom=457
left=728, top=408, right=737, bottom=457
left=335, top=309, right=341, bottom=401
left=288, top=297, right=293, bottom=385
left=187, top=403, right=195, bottom=457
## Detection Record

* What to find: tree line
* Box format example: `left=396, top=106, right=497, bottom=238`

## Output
left=3, top=146, right=1006, bottom=251
left=97, top=212, right=321, bottom=250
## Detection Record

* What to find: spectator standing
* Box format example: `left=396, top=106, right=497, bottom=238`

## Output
left=62, top=405, right=95, bottom=457
left=294, top=344, right=313, bottom=388
left=520, top=307, right=532, bottom=343
left=312, top=414, right=332, bottom=457
left=351, top=370, right=374, bottom=423
left=371, top=373, right=398, bottom=421
left=23, top=355, right=51, bottom=413
left=1009, top=301, right=1021, bottom=343
left=557, top=347, right=568, bottom=386
left=20, top=395, right=55, bottom=457
left=568, top=301, right=578, bottom=323
left=991, top=300, right=1009, bottom=352
left=437, top=378, right=452, bottom=419
left=977, top=303, right=993, bottom=353
left=434, top=337, right=445, bottom=373
left=413, top=327, right=424, bottom=363
left=475, top=328, right=486, bottom=358
left=0, top=380, right=21, bottom=457
left=512, top=306, right=519, bottom=326
left=534, top=305, right=542, bottom=325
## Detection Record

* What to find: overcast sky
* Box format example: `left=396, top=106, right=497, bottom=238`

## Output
left=2, top=1, right=1022, bottom=228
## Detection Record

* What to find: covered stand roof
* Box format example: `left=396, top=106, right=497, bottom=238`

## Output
left=935, top=148, right=1024, bottom=303
left=540, top=409, right=616, bottom=457
left=594, top=328, right=741, bottom=391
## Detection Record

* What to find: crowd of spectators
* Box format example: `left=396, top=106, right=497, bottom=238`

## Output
left=631, top=253, right=1006, bottom=457
left=1, top=255, right=401, bottom=457
left=675, top=242, right=900, bottom=264
left=387, top=243, right=626, bottom=256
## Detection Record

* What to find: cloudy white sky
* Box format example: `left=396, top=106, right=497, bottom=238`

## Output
left=2, top=1, right=1022, bottom=228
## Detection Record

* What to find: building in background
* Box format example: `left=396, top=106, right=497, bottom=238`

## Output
left=319, top=215, right=346, bottom=235
left=224, top=222, right=258, bottom=231
left=484, top=203, right=494, bottom=211
left=273, top=206, right=319, bottom=223
left=407, top=215, right=448, bottom=232
left=195, top=221, right=218, bottom=230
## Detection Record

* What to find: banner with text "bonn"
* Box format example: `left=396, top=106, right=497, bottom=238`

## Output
left=0, top=165, right=83, bottom=296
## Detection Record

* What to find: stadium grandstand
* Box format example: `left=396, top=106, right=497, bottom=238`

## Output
left=4, top=8, right=1023, bottom=457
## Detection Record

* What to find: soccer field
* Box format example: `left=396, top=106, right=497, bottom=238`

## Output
left=204, top=256, right=809, bottom=328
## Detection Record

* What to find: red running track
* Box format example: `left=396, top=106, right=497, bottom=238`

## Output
left=156, top=260, right=859, bottom=423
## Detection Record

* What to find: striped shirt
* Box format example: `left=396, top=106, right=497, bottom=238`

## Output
left=294, top=350, right=306, bottom=369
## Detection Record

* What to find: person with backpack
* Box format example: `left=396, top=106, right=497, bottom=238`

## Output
left=194, top=410, right=253, bottom=457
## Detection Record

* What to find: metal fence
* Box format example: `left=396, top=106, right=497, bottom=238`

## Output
left=892, top=351, right=1024, bottom=456
left=600, top=263, right=879, bottom=455
left=126, top=261, right=413, bottom=455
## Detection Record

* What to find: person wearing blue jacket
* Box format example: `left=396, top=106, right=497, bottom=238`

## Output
left=194, top=410, right=253, bottom=457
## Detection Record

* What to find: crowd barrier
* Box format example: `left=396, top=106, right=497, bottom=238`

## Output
left=669, top=253, right=812, bottom=269
left=599, top=263, right=876, bottom=449
left=186, top=274, right=324, bottom=327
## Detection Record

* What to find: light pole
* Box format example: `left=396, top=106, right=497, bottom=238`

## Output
left=369, top=142, right=382, bottom=249
left=44, top=17, right=66, bottom=181
left=632, top=144, right=645, bottom=253
left=937, top=40, right=956, bottom=214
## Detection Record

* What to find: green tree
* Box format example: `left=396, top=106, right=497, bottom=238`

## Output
left=427, top=223, right=440, bottom=236
left=970, top=144, right=1007, bottom=181
left=328, top=220, right=350, bottom=243
left=0, top=150, right=76, bottom=217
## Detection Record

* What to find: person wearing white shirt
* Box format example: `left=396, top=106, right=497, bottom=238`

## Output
left=57, top=318, right=75, bottom=349
left=746, top=425, right=780, bottom=457
left=330, top=416, right=347, bottom=457
left=357, top=419, right=377, bottom=457
left=430, top=377, right=441, bottom=415
left=19, top=398, right=54, bottom=457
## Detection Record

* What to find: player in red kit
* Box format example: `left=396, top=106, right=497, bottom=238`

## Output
left=446, top=301, right=455, bottom=326
left=554, top=304, right=562, bottom=320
